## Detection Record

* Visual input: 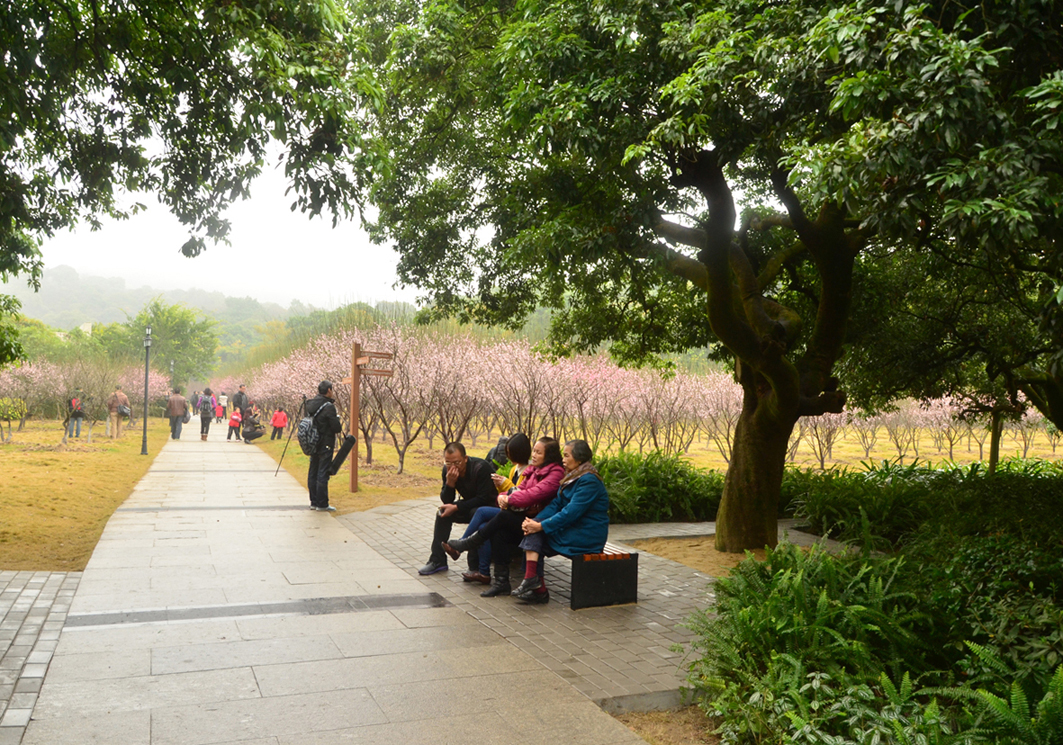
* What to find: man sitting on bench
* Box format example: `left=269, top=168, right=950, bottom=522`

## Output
left=513, top=439, right=609, bottom=605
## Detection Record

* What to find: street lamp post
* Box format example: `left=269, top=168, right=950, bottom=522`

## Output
left=170, top=359, right=175, bottom=389
left=141, top=326, right=151, bottom=456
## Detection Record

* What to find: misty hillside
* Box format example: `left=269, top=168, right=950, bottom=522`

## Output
left=2, top=265, right=302, bottom=329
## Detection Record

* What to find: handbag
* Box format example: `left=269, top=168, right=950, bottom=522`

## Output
left=182, top=410, right=191, bottom=423
left=117, top=404, right=132, bottom=417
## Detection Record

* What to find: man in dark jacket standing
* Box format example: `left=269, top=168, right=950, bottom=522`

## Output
left=418, top=442, right=497, bottom=575
left=306, top=380, right=344, bottom=512
left=231, top=385, right=249, bottom=416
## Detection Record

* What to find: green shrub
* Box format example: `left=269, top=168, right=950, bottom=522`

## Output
left=0, top=397, right=26, bottom=421
left=975, top=662, right=1063, bottom=745
left=784, top=465, right=933, bottom=547
left=790, top=459, right=1063, bottom=548
left=597, top=450, right=723, bottom=523
left=685, top=543, right=930, bottom=743
left=903, top=534, right=1063, bottom=698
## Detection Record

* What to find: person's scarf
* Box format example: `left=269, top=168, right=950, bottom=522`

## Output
left=559, top=461, right=599, bottom=489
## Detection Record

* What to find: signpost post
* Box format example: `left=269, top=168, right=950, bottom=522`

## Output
left=342, top=341, right=393, bottom=492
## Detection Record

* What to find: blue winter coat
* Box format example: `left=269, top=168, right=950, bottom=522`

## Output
left=537, top=472, right=610, bottom=557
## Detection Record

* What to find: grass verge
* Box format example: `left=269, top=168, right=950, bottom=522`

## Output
left=0, top=417, right=171, bottom=570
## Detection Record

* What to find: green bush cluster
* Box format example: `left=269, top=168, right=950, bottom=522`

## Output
left=0, top=397, right=26, bottom=421
left=596, top=450, right=723, bottom=523
left=684, top=459, right=1063, bottom=744
left=790, top=458, right=1063, bottom=547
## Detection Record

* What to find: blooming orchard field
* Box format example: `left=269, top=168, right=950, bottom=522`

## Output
left=226, top=326, right=1062, bottom=472
left=0, top=360, right=170, bottom=443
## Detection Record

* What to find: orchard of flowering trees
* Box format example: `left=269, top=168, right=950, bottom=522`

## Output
left=0, top=359, right=170, bottom=443
left=239, top=326, right=1056, bottom=474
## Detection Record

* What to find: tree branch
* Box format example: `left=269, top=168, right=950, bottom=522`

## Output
left=654, top=218, right=706, bottom=249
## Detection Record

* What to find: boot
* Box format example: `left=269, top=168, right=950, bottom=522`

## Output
left=441, top=531, right=483, bottom=560
left=201, top=434, right=207, bottom=441
left=480, top=563, right=511, bottom=597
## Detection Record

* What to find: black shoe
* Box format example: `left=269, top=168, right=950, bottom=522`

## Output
left=481, top=580, right=512, bottom=597
left=480, top=564, right=511, bottom=597
left=418, top=559, right=448, bottom=575
left=511, top=576, right=542, bottom=596
left=517, top=588, right=550, bottom=605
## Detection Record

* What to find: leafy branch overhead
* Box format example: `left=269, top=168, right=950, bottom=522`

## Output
left=0, top=0, right=383, bottom=272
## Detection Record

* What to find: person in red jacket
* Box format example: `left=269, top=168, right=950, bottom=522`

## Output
left=227, top=409, right=243, bottom=441
left=270, top=407, right=288, bottom=440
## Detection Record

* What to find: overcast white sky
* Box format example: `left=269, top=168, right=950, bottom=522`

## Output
left=37, top=159, right=421, bottom=310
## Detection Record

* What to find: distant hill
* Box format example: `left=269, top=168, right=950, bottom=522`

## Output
left=2, top=265, right=300, bottom=329
left=2, top=265, right=322, bottom=364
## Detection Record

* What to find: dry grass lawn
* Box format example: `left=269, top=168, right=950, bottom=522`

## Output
left=0, top=417, right=171, bottom=570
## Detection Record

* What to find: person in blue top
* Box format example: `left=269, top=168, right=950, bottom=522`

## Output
left=513, top=439, right=609, bottom=605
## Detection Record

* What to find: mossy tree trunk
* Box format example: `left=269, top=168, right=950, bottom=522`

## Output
left=654, top=152, right=863, bottom=552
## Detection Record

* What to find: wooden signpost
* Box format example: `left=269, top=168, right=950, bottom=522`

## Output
left=341, top=341, right=393, bottom=492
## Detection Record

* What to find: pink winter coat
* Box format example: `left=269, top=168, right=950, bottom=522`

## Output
left=505, top=462, right=565, bottom=517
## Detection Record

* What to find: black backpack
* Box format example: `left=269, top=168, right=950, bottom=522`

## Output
left=297, top=401, right=332, bottom=455
left=199, top=396, right=214, bottom=417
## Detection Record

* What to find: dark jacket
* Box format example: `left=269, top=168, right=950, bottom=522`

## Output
left=537, top=472, right=610, bottom=557
left=231, top=391, right=249, bottom=413
left=305, top=395, right=342, bottom=452
left=440, top=456, right=497, bottom=522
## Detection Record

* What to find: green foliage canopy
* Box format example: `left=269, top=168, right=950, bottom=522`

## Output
left=353, top=0, right=1063, bottom=549
left=0, top=0, right=384, bottom=364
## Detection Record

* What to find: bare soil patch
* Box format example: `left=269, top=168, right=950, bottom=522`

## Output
left=616, top=705, right=719, bottom=745
left=626, top=536, right=766, bottom=577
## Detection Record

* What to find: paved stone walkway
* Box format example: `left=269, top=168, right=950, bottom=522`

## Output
left=3, top=432, right=844, bottom=744
left=0, top=572, right=80, bottom=744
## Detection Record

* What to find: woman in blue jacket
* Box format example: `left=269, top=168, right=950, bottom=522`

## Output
left=513, top=439, right=609, bottom=604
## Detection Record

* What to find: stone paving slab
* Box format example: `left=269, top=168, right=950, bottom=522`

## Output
left=0, top=571, right=80, bottom=742
left=19, top=433, right=646, bottom=744
left=340, top=498, right=717, bottom=711
left=7, top=429, right=849, bottom=743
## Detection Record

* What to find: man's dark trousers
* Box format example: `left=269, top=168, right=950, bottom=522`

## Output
left=308, top=444, right=334, bottom=509
left=169, top=416, right=183, bottom=439
left=430, top=512, right=477, bottom=571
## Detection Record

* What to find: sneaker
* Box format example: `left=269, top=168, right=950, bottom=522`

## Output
left=309, top=505, right=320, bottom=510
left=321, top=506, right=337, bottom=512
left=418, top=559, right=448, bottom=575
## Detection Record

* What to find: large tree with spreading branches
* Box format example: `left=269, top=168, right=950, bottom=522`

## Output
left=353, top=0, right=1063, bottom=550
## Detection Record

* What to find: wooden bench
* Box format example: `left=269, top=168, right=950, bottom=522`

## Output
left=567, top=542, right=638, bottom=610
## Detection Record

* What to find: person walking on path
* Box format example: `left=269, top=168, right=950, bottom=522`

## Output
left=418, top=442, right=496, bottom=576
left=66, top=389, right=85, bottom=438
left=306, top=381, right=343, bottom=512
left=198, top=387, right=216, bottom=441
left=165, top=388, right=188, bottom=440
left=231, top=385, right=249, bottom=416
left=269, top=407, right=288, bottom=440
left=218, top=391, right=229, bottom=417
left=107, top=385, right=131, bottom=439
